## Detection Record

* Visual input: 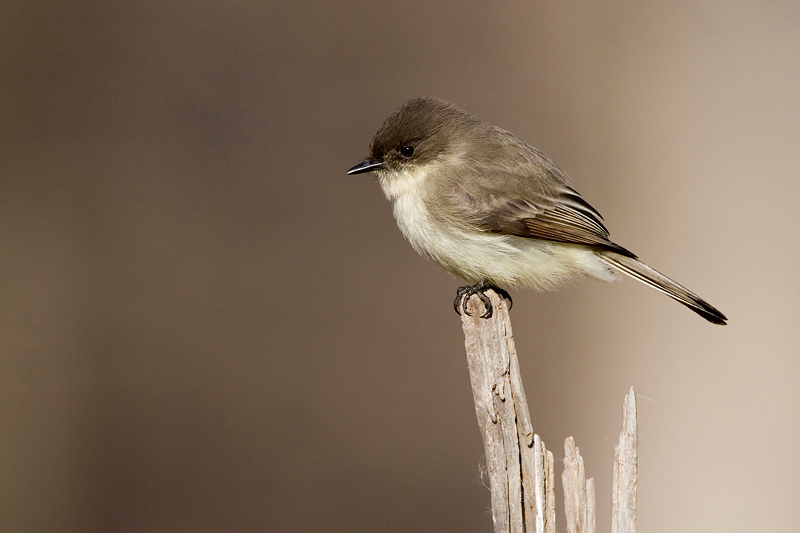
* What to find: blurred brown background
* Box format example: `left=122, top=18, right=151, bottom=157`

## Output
left=1, top=1, right=798, bottom=531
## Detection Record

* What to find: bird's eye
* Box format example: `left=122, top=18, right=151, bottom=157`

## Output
left=399, top=145, right=415, bottom=157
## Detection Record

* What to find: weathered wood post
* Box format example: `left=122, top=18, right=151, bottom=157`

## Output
left=460, top=290, right=637, bottom=533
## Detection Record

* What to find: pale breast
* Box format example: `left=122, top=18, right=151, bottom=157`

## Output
left=378, top=166, right=616, bottom=289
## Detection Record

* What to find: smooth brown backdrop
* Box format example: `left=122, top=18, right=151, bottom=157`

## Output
left=1, top=1, right=798, bottom=531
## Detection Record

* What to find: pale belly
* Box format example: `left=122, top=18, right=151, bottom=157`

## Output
left=390, top=192, right=617, bottom=290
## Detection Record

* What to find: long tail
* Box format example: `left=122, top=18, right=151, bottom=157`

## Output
left=598, top=252, right=727, bottom=325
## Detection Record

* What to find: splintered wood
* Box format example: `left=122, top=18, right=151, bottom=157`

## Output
left=612, top=388, right=638, bottom=533
left=563, top=437, right=596, bottom=533
left=461, top=291, right=638, bottom=533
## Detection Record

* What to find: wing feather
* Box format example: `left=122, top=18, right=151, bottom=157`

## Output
left=444, top=168, right=636, bottom=258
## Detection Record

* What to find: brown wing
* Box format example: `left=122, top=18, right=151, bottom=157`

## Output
left=448, top=169, right=636, bottom=258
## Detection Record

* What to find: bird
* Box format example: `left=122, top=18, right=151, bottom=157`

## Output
left=347, top=97, right=727, bottom=325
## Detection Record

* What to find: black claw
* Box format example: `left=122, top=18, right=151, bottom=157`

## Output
left=454, top=285, right=472, bottom=315
left=453, top=280, right=511, bottom=319
left=462, top=287, right=474, bottom=316
left=494, top=287, right=513, bottom=310
left=477, top=290, right=493, bottom=318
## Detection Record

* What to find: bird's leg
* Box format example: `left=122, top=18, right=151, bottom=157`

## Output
left=454, top=280, right=513, bottom=319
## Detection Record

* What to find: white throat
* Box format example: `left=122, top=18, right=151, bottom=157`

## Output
left=377, top=165, right=440, bottom=263
left=377, top=165, right=430, bottom=202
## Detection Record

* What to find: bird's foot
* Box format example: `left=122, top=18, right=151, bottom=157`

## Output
left=454, top=281, right=513, bottom=319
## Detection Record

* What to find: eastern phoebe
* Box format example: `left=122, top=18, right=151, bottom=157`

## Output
left=347, top=97, right=727, bottom=325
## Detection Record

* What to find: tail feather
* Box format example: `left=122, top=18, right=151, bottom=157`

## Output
left=599, top=252, right=727, bottom=325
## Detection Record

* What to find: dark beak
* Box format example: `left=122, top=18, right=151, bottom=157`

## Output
left=346, top=159, right=385, bottom=175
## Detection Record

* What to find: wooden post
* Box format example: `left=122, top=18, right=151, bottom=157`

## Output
left=461, top=290, right=555, bottom=533
left=460, top=290, right=637, bottom=533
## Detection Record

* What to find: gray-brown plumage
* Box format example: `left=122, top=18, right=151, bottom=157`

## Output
left=347, top=97, right=727, bottom=325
